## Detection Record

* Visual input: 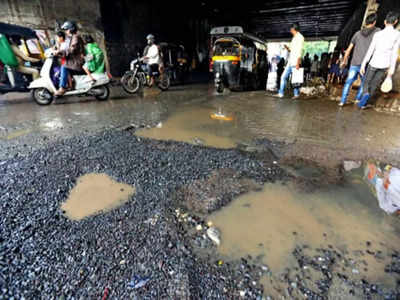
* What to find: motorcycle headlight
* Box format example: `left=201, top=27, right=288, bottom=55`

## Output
left=130, top=61, right=135, bottom=71
left=215, top=72, right=220, bottom=78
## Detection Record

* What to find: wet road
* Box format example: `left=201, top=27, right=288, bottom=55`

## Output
left=1, top=84, right=400, bottom=299
left=1, top=84, right=400, bottom=165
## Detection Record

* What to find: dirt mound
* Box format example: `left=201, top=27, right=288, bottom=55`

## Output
left=281, top=156, right=344, bottom=192
left=176, top=168, right=262, bottom=214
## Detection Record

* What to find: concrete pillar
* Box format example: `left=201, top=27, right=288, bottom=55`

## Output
left=393, top=23, right=400, bottom=92
left=361, top=0, right=400, bottom=92
left=0, top=0, right=110, bottom=72
left=361, top=0, right=379, bottom=27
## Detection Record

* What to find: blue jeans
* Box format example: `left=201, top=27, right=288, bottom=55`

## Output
left=358, top=66, right=386, bottom=108
left=60, top=66, right=69, bottom=88
left=278, top=65, right=299, bottom=97
left=340, top=65, right=364, bottom=104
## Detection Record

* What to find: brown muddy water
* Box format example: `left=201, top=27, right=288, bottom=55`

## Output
left=209, top=172, right=400, bottom=289
left=135, top=106, right=249, bottom=149
left=61, top=173, right=135, bottom=220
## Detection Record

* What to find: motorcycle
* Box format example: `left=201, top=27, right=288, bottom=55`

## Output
left=121, top=56, right=170, bottom=94
left=29, top=49, right=110, bottom=105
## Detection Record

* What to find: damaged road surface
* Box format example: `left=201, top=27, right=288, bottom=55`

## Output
left=0, top=130, right=287, bottom=299
left=1, top=86, right=400, bottom=299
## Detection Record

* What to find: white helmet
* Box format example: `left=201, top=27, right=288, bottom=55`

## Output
left=146, top=34, right=155, bottom=41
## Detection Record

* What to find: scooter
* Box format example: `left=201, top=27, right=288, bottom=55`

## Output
left=29, top=49, right=110, bottom=105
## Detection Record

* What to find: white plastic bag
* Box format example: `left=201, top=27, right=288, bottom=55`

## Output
left=375, top=168, right=400, bottom=214
left=266, top=71, right=278, bottom=91
left=366, top=163, right=400, bottom=214
left=381, top=77, right=393, bottom=93
left=291, top=68, right=304, bottom=84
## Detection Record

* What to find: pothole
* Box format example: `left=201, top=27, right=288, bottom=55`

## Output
left=135, top=107, right=240, bottom=149
left=61, top=173, right=135, bottom=220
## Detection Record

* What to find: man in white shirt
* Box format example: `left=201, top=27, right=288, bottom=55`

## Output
left=276, top=23, right=305, bottom=99
left=143, top=34, right=162, bottom=87
left=359, top=11, right=400, bottom=109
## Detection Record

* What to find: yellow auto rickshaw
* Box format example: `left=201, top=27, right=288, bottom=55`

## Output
left=210, top=26, right=268, bottom=93
left=0, top=22, right=44, bottom=94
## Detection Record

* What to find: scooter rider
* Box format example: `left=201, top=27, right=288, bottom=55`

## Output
left=143, top=34, right=161, bottom=87
left=54, top=21, right=85, bottom=96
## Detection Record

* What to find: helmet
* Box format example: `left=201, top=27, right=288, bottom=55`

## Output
left=61, top=21, right=77, bottom=32
left=146, top=34, right=155, bottom=41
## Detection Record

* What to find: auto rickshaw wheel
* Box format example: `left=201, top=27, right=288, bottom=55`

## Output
left=31, top=88, right=53, bottom=105
left=157, top=73, right=170, bottom=91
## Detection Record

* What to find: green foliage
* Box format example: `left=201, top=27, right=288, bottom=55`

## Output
left=303, top=41, right=337, bottom=58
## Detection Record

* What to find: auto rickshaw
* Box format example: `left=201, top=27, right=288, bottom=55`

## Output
left=159, top=42, right=189, bottom=85
left=210, top=26, right=268, bottom=93
left=0, top=22, right=45, bottom=94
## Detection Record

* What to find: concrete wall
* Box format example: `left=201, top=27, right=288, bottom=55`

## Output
left=0, top=0, right=215, bottom=76
left=394, top=24, right=400, bottom=92
left=0, top=0, right=108, bottom=71
left=0, top=0, right=102, bottom=33
left=98, top=0, right=211, bottom=75
left=337, top=0, right=400, bottom=91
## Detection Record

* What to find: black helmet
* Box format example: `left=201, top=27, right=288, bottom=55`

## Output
left=146, top=34, right=155, bottom=41
left=61, top=21, right=77, bottom=32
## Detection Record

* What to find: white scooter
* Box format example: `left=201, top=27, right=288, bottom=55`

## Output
left=29, top=49, right=110, bottom=105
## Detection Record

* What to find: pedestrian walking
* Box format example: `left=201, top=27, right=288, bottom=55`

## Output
left=266, top=56, right=279, bottom=92
left=327, top=55, right=340, bottom=84
left=320, top=53, right=330, bottom=81
left=275, top=23, right=304, bottom=99
left=277, top=57, right=285, bottom=89
left=339, top=13, right=380, bottom=107
left=311, top=54, right=319, bottom=78
left=303, top=53, right=311, bottom=82
left=359, top=12, right=400, bottom=109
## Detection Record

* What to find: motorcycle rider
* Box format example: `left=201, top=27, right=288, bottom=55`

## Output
left=143, top=34, right=162, bottom=87
left=54, top=21, right=85, bottom=96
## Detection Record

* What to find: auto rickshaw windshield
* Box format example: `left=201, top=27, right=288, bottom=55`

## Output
left=213, top=41, right=240, bottom=56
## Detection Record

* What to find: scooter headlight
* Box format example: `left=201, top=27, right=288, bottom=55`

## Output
left=215, top=72, right=220, bottom=78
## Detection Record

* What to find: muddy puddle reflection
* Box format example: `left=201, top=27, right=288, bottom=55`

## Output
left=136, top=107, right=248, bottom=149
left=210, top=177, right=400, bottom=288
left=61, top=173, right=135, bottom=220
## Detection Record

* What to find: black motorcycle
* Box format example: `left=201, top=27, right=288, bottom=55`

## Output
left=121, top=57, right=170, bottom=94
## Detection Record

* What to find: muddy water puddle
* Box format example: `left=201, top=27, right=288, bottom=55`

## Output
left=61, top=173, right=135, bottom=220
left=210, top=178, right=400, bottom=288
left=136, top=106, right=249, bottom=149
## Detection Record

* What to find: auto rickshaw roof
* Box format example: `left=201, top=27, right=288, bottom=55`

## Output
left=159, top=42, right=186, bottom=50
left=210, top=26, right=267, bottom=46
left=0, top=22, right=37, bottom=39
left=159, top=42, right=177, bottom=48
